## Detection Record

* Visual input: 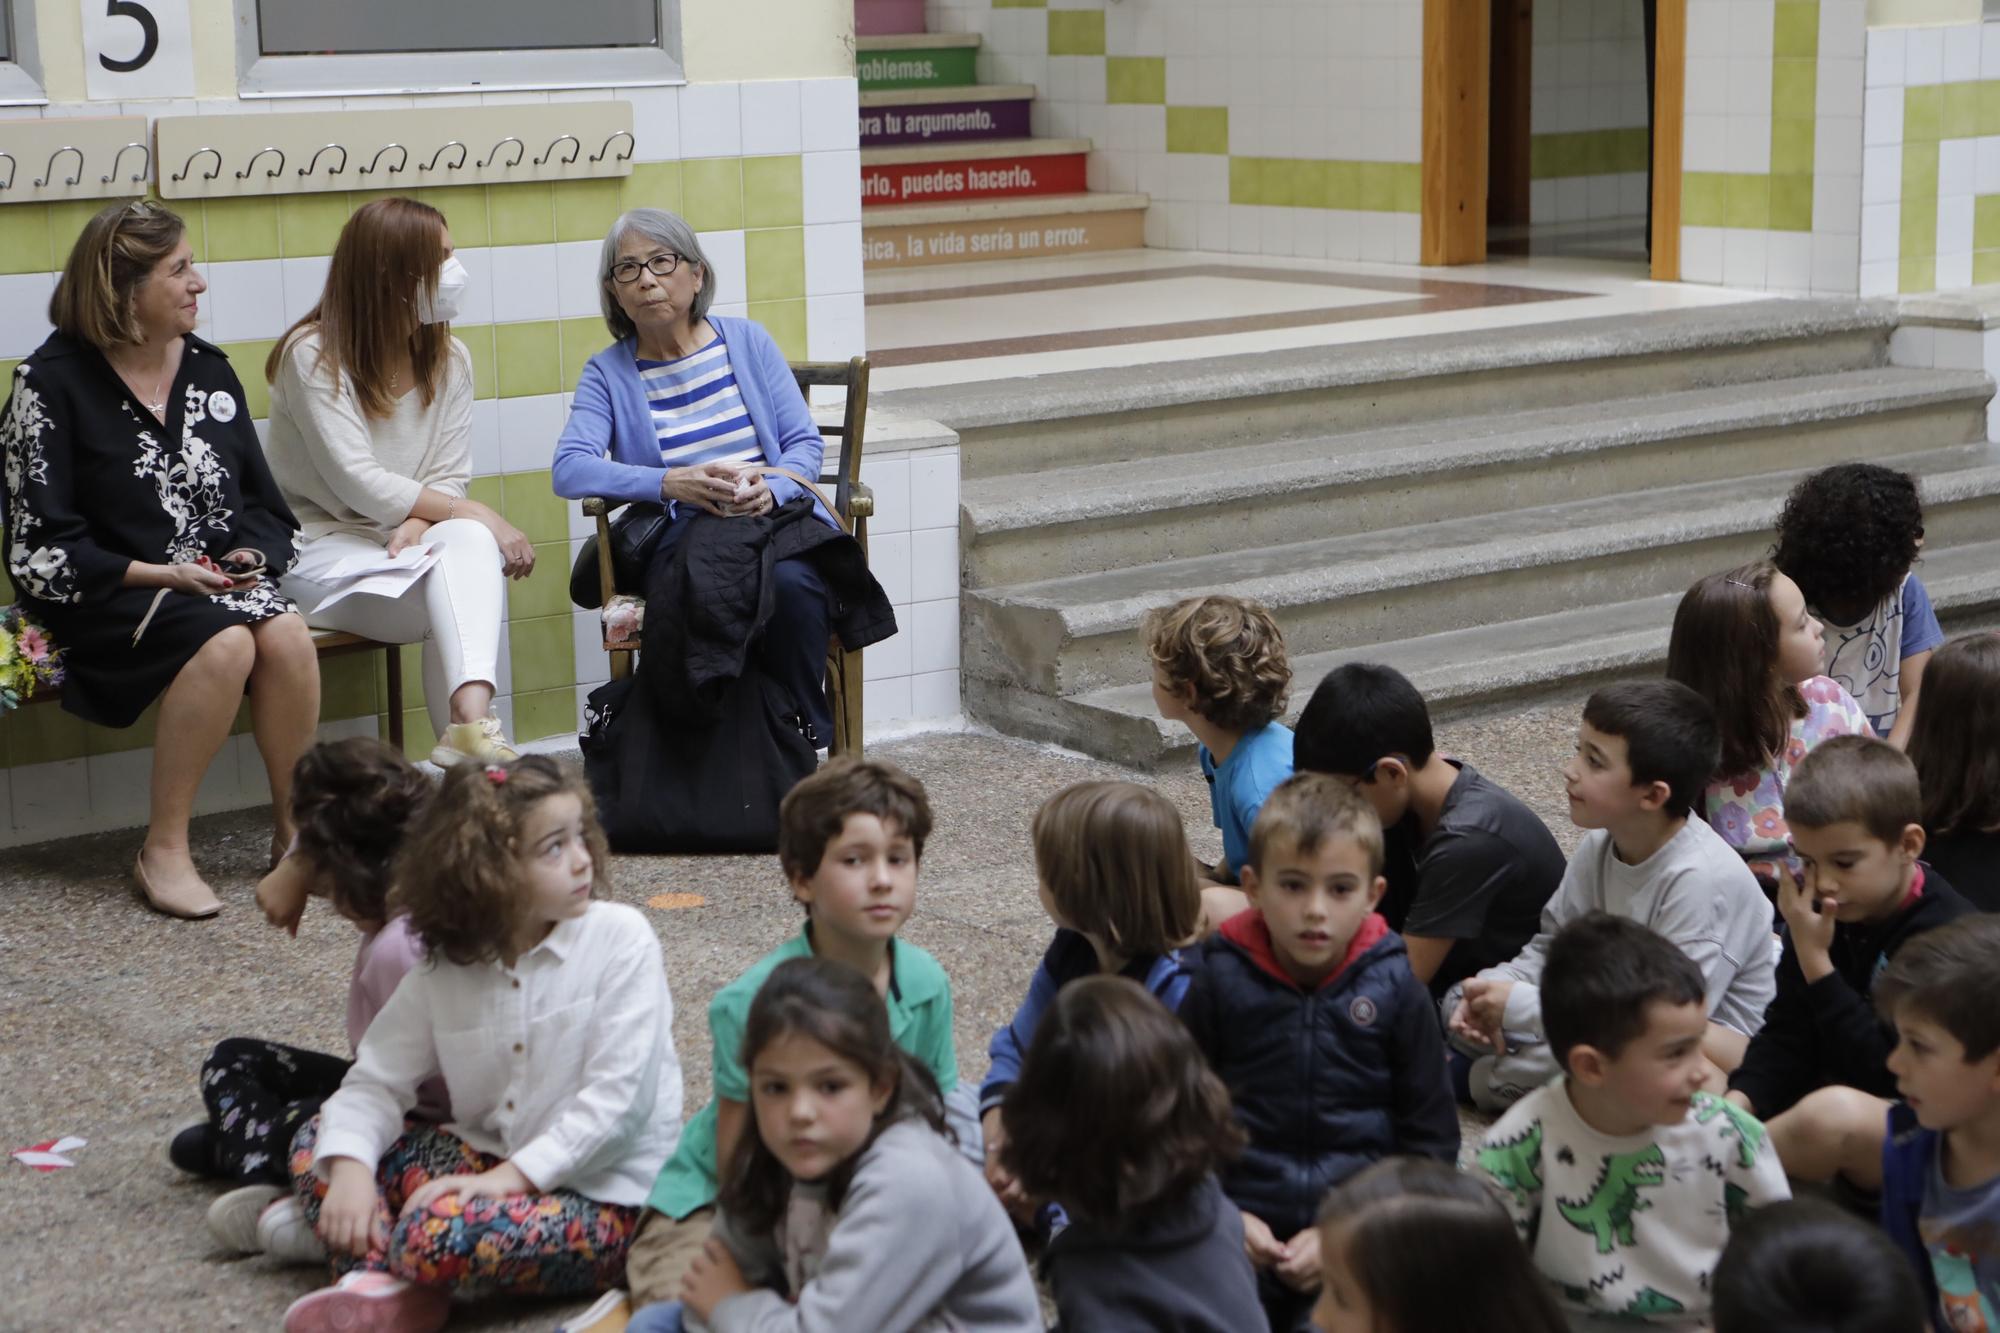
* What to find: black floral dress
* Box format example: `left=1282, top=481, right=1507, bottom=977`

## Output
left=1, top=332, right=302, bottom=728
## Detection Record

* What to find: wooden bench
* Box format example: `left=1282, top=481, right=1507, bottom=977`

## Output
left=581, top=355, right=875, bottom=755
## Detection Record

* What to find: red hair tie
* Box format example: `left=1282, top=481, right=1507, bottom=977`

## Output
left=484, top=764, right=508, bottom=785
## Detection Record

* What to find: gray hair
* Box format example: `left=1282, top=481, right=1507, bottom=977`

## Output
left=598, top=208, right=714, bottom=340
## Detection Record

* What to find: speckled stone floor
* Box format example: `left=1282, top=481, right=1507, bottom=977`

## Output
left=0, top=694, right=1589, bottom=1332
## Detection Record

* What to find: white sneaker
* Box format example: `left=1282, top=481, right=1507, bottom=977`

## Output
left=207, top=1182, right=284, bottom=1253
left=257, top=1195, right=327, bottom=1265
left=557, top=1289, right=631, bottom=1332
left=283, top=1272, right=449, bottom=1333
left=429, top=713, right=519, bottom=767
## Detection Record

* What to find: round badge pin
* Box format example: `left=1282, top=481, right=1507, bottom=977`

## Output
left=1349, top=995, right=1378, bottom=1027
left=208, top=390, right=238, bottom=423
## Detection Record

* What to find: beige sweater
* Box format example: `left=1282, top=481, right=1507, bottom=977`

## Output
left=264, top=331, right=473, bottom=540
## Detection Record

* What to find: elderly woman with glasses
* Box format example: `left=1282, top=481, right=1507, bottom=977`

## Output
left=552, top=208, right=841, bottom=747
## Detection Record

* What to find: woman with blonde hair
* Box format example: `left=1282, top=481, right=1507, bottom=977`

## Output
left=1, top=200, right=317, bottom=918
left=264, top=197, right=530, bottom=767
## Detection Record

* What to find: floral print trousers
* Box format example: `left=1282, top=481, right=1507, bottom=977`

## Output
left=289, top=1116, right=641, bottom=1299
left=200, top=1038, right=351, bottom=1185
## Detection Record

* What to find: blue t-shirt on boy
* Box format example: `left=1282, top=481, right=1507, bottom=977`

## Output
left=1200, top=721, right=1294, bottom=879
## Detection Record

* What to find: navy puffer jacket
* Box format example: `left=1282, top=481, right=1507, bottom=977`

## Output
left=1181, top=912, right=1461, bottom=1239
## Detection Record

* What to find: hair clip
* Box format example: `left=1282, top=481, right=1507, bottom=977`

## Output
left=1724, top=578, right=1756, bottom=589
left=484, top=764, right=509, bottom=785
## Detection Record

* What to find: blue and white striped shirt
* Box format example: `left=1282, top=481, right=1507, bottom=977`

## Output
left=637, top=338, right=761, bottom=471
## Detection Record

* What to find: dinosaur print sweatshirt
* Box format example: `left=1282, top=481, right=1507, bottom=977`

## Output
left=1473, top=1082, right=1790, bottom=1328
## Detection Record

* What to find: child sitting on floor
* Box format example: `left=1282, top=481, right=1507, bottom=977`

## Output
left=1294, top=661, right=1566, bottom=997
left=1445, top=680, right=1776, bottom=1110
left=1726, top=736, right=1972, bottom=1181
left=283, top=756, right=683, bottom=1333
left=999, top=975, right=1263, bottom=1332
left=1907, top=632, right=2000, bottom=909
left=1711, top=1198, right=1928, bottom=1333
left=619, top=758, right=961, bottom=1323
left=1181, top=772, right=1460, bottom=1332
left=1668, top=558, right=1871, bottom=886
left=1472, top=914, right=1791, bottom=1331
left=636, top=958, right=1041, bottom=1333
left=1773, top=460, right=1944, bottom=748
left=1877, top=915, right=2000, bottom=1328
left=1143, top=593, right=1294, bottom=925
left=169, top=737, right=441, bottom=1265
left=979, top=780, right=1203, bottom=1222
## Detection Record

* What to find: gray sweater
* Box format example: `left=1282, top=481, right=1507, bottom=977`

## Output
left=701, top=1119, right=1042, bottom=1333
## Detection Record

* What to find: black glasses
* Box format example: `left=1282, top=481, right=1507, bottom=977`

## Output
left=609, top=253, right=683, bottom=284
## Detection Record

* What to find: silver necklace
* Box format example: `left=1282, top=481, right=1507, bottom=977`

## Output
left=117, top=355, right=171, bottom=417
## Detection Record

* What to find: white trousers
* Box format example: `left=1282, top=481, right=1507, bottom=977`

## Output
left=285, top=519, right=506, bottom=739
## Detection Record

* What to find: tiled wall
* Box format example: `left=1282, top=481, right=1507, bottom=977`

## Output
left=926, top=0, right=1424, bottom=262
left=1531, top=0, right=1652, bottom=225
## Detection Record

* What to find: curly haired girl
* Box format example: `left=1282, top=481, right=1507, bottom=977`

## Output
left=282, top=755, right=682, bottom=1333
left=1772, top=462, right=1944, bottom=748
left=1667, top=559, right=1871, bottom=884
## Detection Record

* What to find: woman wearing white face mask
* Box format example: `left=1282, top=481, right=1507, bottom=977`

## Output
left=264, top=197, right=529, bottom=766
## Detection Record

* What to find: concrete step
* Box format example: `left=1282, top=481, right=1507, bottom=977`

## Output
left=856, top=34, right=981, bottom=91
left=862, top=193, right=1149, bottom=268
left=961, top=444, right=2000, bottom=698
left=860, top=86, right=1035, bottom=148
left=855, top=0, right=927, bottom=37
left=966, top=537, right=2000, bottom=769
left=959, top=367, right=1995, bottom=587
left=874, top=299, right=1905, bottom=480
left=862, top=139, right=1090, bottom=207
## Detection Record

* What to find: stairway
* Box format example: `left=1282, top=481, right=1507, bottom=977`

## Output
left=872, top=299, right=2000, bottom=768
left=854, top=10, right=1147, bottom=268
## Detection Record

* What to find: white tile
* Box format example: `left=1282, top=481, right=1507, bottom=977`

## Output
left=1946, top=23, right=1983, bottom=84
left=554, top=240, right=603, bottom=321
left=1889, top=325, right=1936, bottom=367
left=0, top=272, right=54, bottom=360
left=1767, top=233, right=1813, bottom=291
left=1722, top=229, right=1768, bottom=290
left=910, top=598, right=959, bottom=674
left=1982, top=138, right=2000, bottom=195
left=206, top=258, right=287, bottom=342
left=1907, top=27, right=1945, bottom=86
left=1862, top=201, right=1902, bottom=264
left=803, top=222, right=864, bottom=298
left=621, top=85, right=682, bottom=163
left=695, top=230, right=747, bottom=309
left=568, top=487, right=597, bottom=542
left=1728, top=0, right=1774, bottom=58
left=79, top=750, right=152, bottom=832
left=1726, top=57, right=1773, bottom=117
left=910, top=526, right=958, bottom=603
left=863, top=616, right=913, bottom=680
left=1819, top=59, right=1865, bottom=120
left=1859, top=259, right=1899, bottom=296
left=863, top=674, right=912, bottom=726
left=860, top=455, right=909, bottom=534
left=740, top=79, right=803, bottom=156
left=679, top=82, right=743, bottom=159
left=1862, top=145, right=1901, bottom=206
left=13, top=759, right=89, bottom=841
left=803, top=150, right=863, bottom=225
left=1942, top=139, right=1977, bottom=198
left=1684, top=114, right=1728, bottom=175
left=469, top=398, right=502, bottom=477
left=1811, top=232, right=1861, bottom=293
left=235, top=732, right=273, bottom=808
left=1816, top=117, right=1863, bottom=180
left=487, top=245, right=560, bottom=325
left=1941, top=192, right=1976, bottom=258
left=572, top=611, right=611, bottom=686
left=274, top=255, right=329, bottom=328
left=1985, top=23, right=2000, bottom=78
left=867, top=529, right=912, bottom=606
left=497, top=392, right=568, bottom=473
left=1821, top=0, right=1866, bottom=61
left=191, top=739, right=244, bottom=816
left=800, top=78, right=860, bottom=155
left=1867, top=29, right=1906, bottom=88
left=806, top=291, right=866, bottom=361
left=450, top=248, right=495, bottom=327
left=1814, top=170, right=1861, bottom=235
left=1936, top=326, right=1984, bottom=370
left=1937, top=250, right=1974, bottom=292
left=908, top=450, right=959, bottom=528
left=908, top=669, right=960, bottom=722
left=1725, top=116, right=1772, bottom=177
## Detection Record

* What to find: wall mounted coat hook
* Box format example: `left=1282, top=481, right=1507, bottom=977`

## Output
left=300, top=143, right=349, bottom=177
left=478, top=137, right=525, bottom=169
left=535, top=134, right=581, bottom=167
left=361, top=144, right=409, bottom=176
left=174, top=147, right=222, bottom=182
left=102, top=142, right=149, bottom=185
left=420, top=141, right=467, bottom=173
left=237, top=146, right=285, bottom=180
left=36, top=146, right=84, bottom=188
left=0, top=152, right=16, bottom=191
left=590, top=130, right=636, bottom=164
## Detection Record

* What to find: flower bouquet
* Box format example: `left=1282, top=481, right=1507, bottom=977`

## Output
left=0, top=604, right=64, bottom=713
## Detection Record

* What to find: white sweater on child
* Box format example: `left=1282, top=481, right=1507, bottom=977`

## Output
left=1474, top=1082, right=1791, bottom=1327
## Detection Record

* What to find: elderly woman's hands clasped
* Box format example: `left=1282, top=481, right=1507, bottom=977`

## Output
left=661, top=461, right=774, bottom=518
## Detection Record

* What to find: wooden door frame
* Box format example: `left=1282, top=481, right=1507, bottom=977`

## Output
left=1650, top=0, right=1686, bottom=281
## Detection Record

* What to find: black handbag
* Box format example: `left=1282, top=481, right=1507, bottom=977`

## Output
left=568, top=502, right=669, bottom=609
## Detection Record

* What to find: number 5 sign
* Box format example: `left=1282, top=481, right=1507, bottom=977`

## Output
left=82, top=0, right=197, bottom=102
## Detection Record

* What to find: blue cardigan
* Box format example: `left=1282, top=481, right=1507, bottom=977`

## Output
left=550, top=315, right=837, bottom=529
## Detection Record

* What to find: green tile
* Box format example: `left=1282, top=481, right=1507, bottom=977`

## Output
left=745, top=227, right=806, bottom=302
left=1724, top=173, right=1771, bottom=230
left=1770, top=173, right=1813, bottom=231
left=488, top=182, right=555, bottom=247
left=1902, top=187, right=1938, bottom=258
left=1773, top=0, right=1819, bottom=58
left=461, top=323, right=497, bottom=399
left=1945, top=81, right=1981, bottom=140
left=370, top=641, right=424, bottom=710
left=219, top=339, right=280, bottom=420
left=555, top=176, right=626, bottom=244
left=0, top=204, right=52, bottom=275
left=624, top=161, right=684, bottom=215
left=513, top=686, right=579, bottom=743
left=1979, top=81, right=2000, bottom=137
left=1047, top=9, right=1106, bottom=56
left=1293, top=158, right=1329, bottom=210
left=508, top=615, right=575, bottom=694
left=495, top=320, right=562, bottom=399
left=742, top=156, right=804, bottom=229
left=278, top=192, right=352, bottom=257
left=1906, top=85, right=1943, bottom=143
left=469, top=474, right=504, bottom=511
left=748, top=298, right=807, bottom=361
left=1682, top=172, right=1728, bottom=227
left=83, top=703, right=157, bottom=755
left=1325, top=160, right=1359, bottom=210
left=43, top=200, right=112, bottom=266
left=1228, top=155, right=1260, bottom=206
left=203, top=197, right=282, bottom=261
left=384, top=707, right=432, bottom=759
left=1390, top=163, right=1422, bottom=214
left=502, top=469, right=569, bottom=543
left=1975, top=248, right=2000, bottom=285
left=321, top=653, right=379, bottom=721
left=1977, top=197, right=2000, bottom=250
left=1771, top=59, right=1817, bottom=121
left=1360, top=161, right=1398, bottom=212
left=1903, top=140, right=1940, bottom=204
left=1106, top=57, right=1167, bottom=105
left=418, top=185, right=490, bottom=248
left=1166, top=106, right=1229, bottom=155
left=682, top=158, right=745, bottom=233
left=1770, top=117, right=1815, bottom=177
left=1901, top=254, right=1937, bottom=293
left=1262, top=160, right=1296, bottom=208
left=561, top=316, right=608, bottom=394
left=507, top=542, right=575, bottom=619
left=8, top=700, right=88, bottom=764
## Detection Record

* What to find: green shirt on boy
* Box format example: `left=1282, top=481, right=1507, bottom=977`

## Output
left=646, top=923, right=959, bottom=1219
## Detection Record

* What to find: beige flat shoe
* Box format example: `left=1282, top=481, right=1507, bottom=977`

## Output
left=430, top=714, right=520, bottom=768
left=132, top=851, right=222, bottom=920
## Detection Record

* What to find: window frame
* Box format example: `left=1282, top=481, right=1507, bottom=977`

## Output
left=232, top=0, right=684, bottom=99
left=0, top=0, right=48, bottom=107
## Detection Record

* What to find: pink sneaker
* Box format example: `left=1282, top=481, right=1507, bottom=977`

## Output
left=282, top=1272, right=449, bottom=1332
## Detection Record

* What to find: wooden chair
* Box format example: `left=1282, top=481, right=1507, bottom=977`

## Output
left=581, top=355, right=874, bottom=754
